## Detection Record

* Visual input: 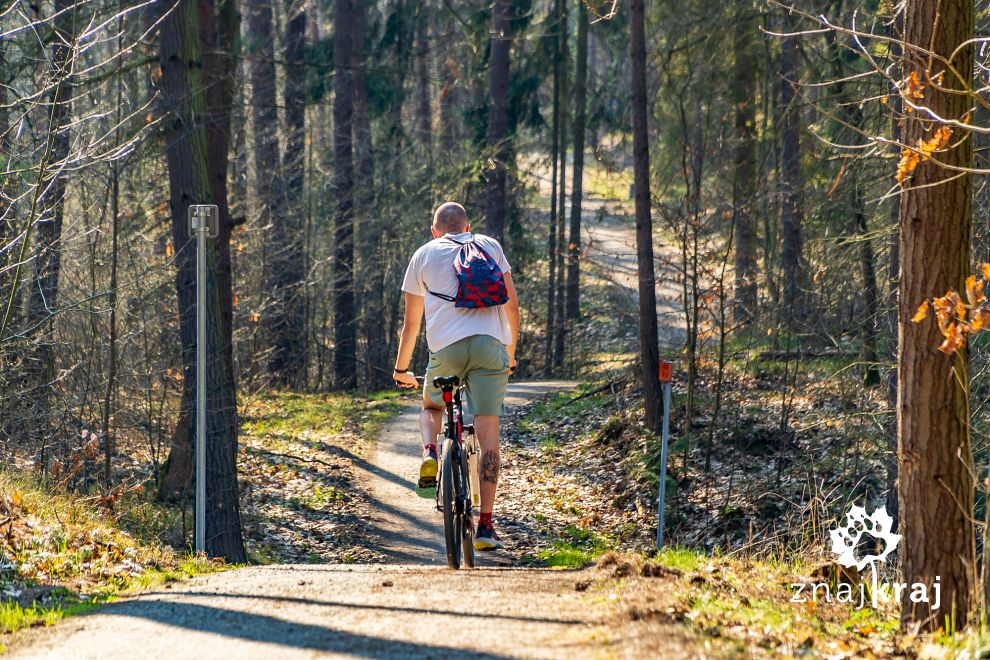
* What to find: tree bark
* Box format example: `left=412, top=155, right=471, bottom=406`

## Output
left=157, top=0, right=245, bottom=562
left=630, top=0, right=661, bottom=434
left=779, top=17, right=804, bottom=327
left=415, top=2, right=432, bottom=153
left=564, top=0, right=588, bottom=322
left=333, top=0, right=357, bottom=389
left=437, top=11, right=458, bottom=155
left=552, top=0, right=569, bottom=370
left=352, top=2, right=386, bottom=388
left=484, top=0, right=510, bottom=242
left=731, top=9, right=757, bottom=326
left=544, top=0, right=563, bottom=377
left=247, top=0, right=285, bottom=386
left=268, top=0, right=308, bottom=386
left=897, top=0, right=975, bottom=631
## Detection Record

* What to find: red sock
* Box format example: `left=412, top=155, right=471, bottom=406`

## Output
left=479, top=512, right=493, bottom=527
left=425, top=443, right=436, bottom=452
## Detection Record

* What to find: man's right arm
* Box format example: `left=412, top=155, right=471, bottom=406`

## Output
left=394, top=292, right=424, bottom=387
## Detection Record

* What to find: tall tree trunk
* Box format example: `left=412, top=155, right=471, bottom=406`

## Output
left=731, top=9, right=757, bottom=326
left=0, top=41, right=10, bottom=306
left=552, top=0, right=569, bottom=370
left=630, top=0, right=660, bottom=434
left=484, top=0, right=510, bottom=242
left=564, top=0, right=588, bottom=322
left=898, top=0, right=975, bottom=631
left=333, top=0, right=357, bottom=389
left=885, top=11, right=903, bottom=528
left=823, top=8, right=881, bottom=386
left=779, top=18, right=804, bottom=327
left=157, top=0, right=245, bottom=562
left=415, top=2, right=432, bottom=153
left=199, top=0, right=240, bottom=408
left=247, top=0, right=285, bottom=385
left=269, top=0, right=308, bottom=386
left=437, top=12, right=458, bottom=155
left=544, top=0, right=563, bottom=377
left=353, top=1, right=385, bottom=388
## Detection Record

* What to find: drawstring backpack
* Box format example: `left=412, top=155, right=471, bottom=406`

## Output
left=427, top=236, right=510, bottom=309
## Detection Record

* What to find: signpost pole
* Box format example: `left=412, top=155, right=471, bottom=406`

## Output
left=189, top=204, right=217, bottom=554
left=657, top=361, right=673, bottom=550
left=194, top=207, right=207, bottom=553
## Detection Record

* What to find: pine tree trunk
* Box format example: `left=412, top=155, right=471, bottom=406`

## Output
left=333, top=0, right=357, bottom=389
left=437, top=13, right=458, bottom=155
left=247, top=0, right=287, bottom=384
left=157, top=0, right=245, bottom=562
left=415, top=3, right=432, bottom=153
left=0, top=41, right=10, bottom=307
left=630, top=0, right=661, bottom=434
left=564, top=0, right=588, bottom=322
left=544, top=0, right=563, bottom=377
left=484, top=0, right=510, bottom=242
left=352, top=2, right=386, bottom=388
left=897, top=0, right=975, bottom=630
left=552, top=0, right=569, bottom=370
left=731, top=9, right=757, bottom=326
left=779, top=18, right=804, bottom=327
left=269, top=0, right=308, bottom=386
left=199, top=0, right=239, bottom=400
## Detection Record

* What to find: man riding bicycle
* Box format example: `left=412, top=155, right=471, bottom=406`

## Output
left=393, top=202, right=520, bottom=551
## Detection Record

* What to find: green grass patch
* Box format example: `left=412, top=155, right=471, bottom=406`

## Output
left=519, top=385, right=607, bottom=436
left=240, top=390, right=403, bottom=446
left=537, top=525, right=616, bottom=568
left=0, top=470, right=234, bottom=650
left=655, top=547, right=705, bottom=573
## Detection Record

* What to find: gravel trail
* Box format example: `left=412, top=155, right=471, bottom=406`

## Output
left=4, top=382, right=718, bottom=660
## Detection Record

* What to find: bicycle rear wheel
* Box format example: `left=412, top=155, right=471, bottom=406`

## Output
left=440, top=442, right=462, bottom=568
left=460, top=450, right=475, bottom=569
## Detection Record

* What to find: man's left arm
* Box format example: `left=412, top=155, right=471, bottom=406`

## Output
left=503, top=272, right=520, bottom=371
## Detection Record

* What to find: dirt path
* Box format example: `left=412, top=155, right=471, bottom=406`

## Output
left=357, top=381, right=576, bottom=566
left=7, top=382, right=723, bottom=659
left=520, top=151, right=687, bottom=348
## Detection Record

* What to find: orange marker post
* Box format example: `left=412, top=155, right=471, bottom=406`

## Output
left=657, top=361, right=673, bottom=549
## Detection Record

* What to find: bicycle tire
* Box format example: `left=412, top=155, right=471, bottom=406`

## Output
left=460, top=450, right=475, bottom=569
left=440, top=442, right=461, bottom=569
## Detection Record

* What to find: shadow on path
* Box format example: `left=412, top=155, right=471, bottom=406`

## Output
left=143, top=590, right=582, bottom=625
left=85, top=599, right=511, bottom=659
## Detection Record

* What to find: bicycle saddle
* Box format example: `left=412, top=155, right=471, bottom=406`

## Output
left=433, top=375, right=460, bottom=390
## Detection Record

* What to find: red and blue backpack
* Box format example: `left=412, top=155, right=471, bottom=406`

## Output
left=428, top=236, right=509, bottom=309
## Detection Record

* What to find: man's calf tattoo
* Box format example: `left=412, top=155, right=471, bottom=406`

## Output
left=481, top=450, right=500, bottom=485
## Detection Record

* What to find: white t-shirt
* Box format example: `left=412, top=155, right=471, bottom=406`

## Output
left=401, top=232, right=512, bottom=352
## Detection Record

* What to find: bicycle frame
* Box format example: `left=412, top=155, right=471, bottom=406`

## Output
left=432, top=376, right=478, bottom=568
left=436, top=383, right=476, bottom=510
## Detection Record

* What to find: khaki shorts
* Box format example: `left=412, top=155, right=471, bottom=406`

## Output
left=424, top=335, right=510, bottom=417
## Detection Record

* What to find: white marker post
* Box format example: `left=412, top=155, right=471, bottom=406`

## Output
left=188, top=204, right=218, bottom=554
left=656, top=361, right=673, bottom=550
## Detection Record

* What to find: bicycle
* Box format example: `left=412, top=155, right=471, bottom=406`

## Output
left=430, top=375, right=480, bottom=569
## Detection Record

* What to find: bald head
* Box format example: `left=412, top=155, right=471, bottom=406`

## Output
left=432, top=202, right=470, bottom=235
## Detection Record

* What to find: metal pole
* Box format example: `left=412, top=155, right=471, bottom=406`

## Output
left=656, top=379, right=671, bottom=550
left=195, top=208, right=206, bottom=553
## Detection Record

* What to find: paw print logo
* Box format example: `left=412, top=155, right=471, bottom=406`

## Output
left=829, top=504, right=900, bottom=572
